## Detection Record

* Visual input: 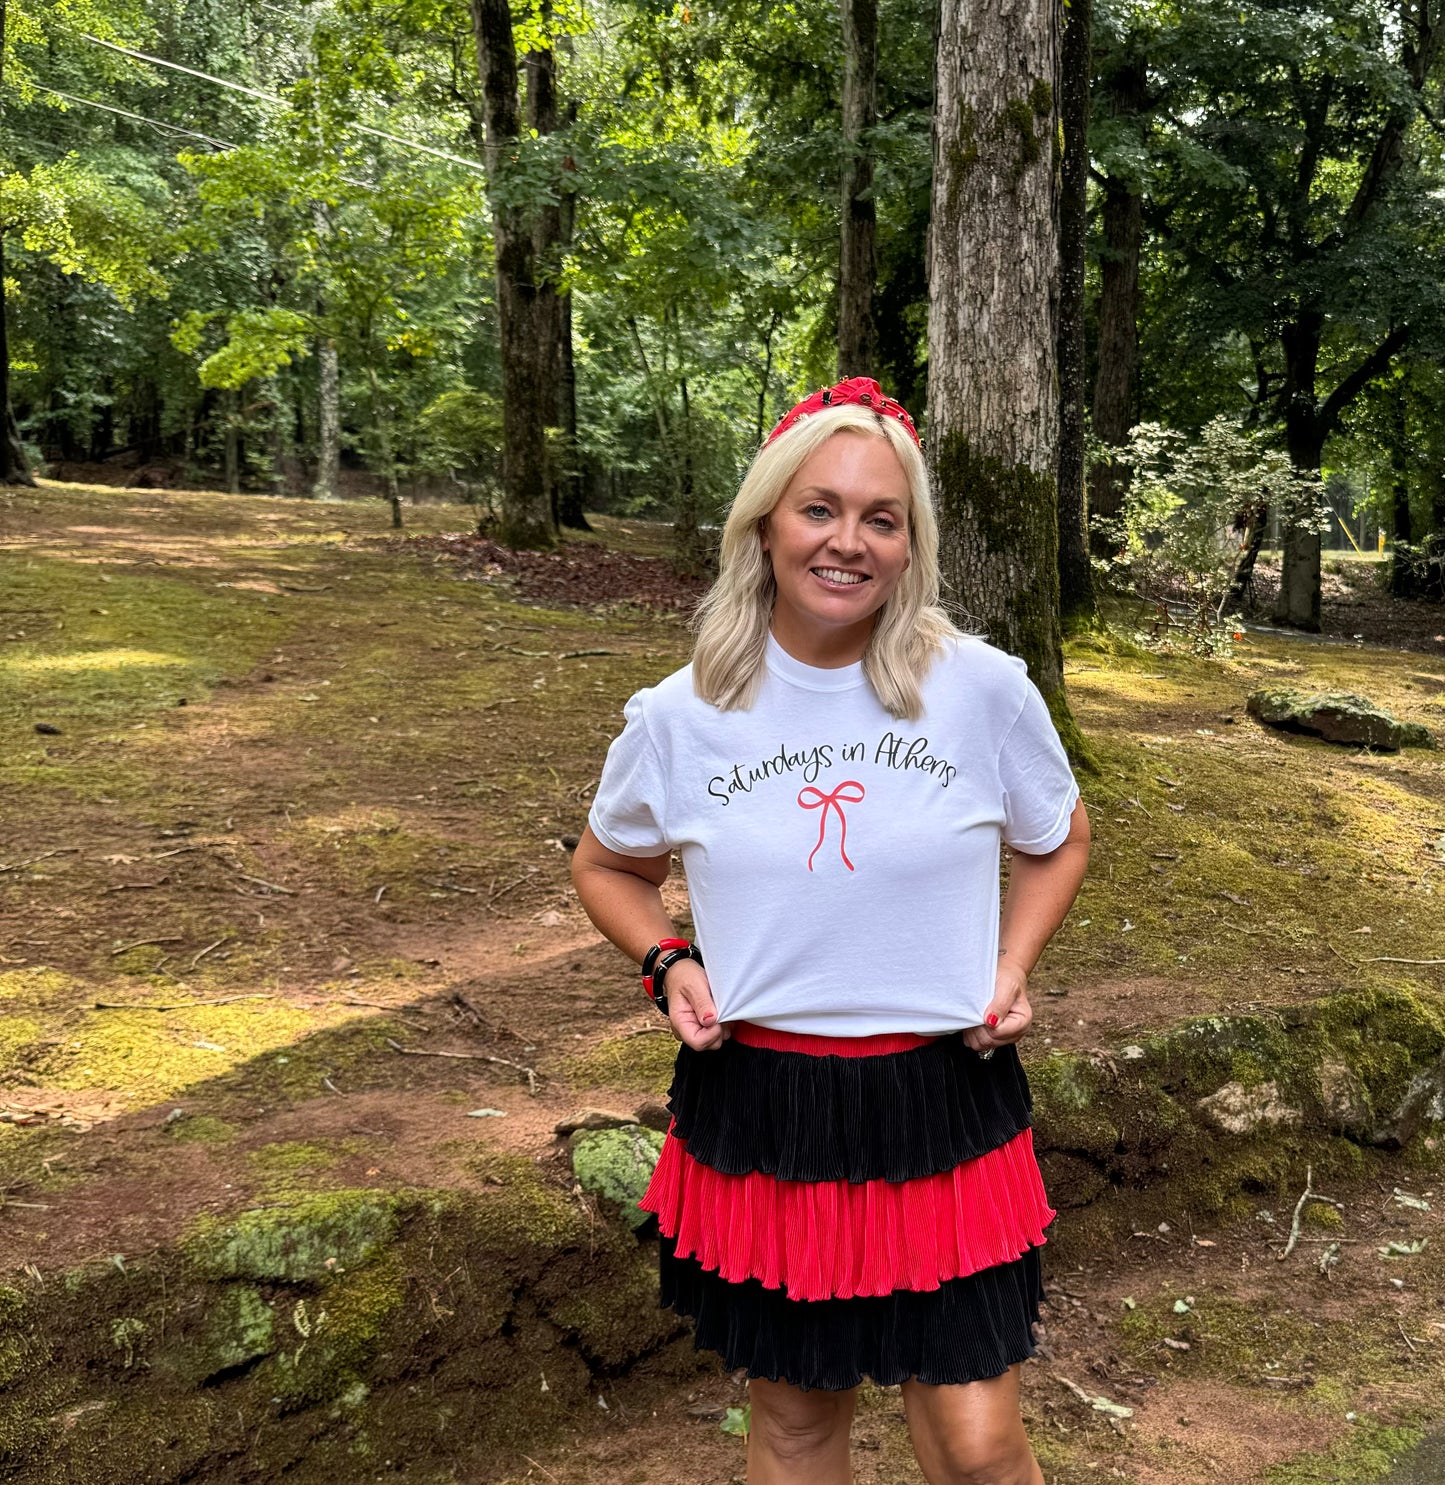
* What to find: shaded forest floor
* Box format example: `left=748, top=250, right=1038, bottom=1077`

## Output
left=2, top=481, right=1445, bottom=1484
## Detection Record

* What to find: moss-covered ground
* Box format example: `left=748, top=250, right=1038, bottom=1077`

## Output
left=1, top=480, right=1442, bottom=1482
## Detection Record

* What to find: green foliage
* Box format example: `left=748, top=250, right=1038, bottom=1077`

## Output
left=720, top=1402, right=751, bottom=1440
left=1094, top=418, right=1324, bottom=651
left=0, top=157, right=167, bottom=303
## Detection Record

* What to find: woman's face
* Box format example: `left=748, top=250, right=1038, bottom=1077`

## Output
left=761, top=431, right=912, bottom=665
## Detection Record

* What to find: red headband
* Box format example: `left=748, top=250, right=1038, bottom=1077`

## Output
left=764, top=376, right=920, bottom=450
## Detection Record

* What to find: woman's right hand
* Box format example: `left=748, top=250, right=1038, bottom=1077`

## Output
left=666, top=959, right=729, bottom=1052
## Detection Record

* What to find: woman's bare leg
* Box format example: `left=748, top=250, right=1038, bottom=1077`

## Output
left=746, top=1377, right=858, bottom=1485
left=901, top=1367, right=1045, bottom=1485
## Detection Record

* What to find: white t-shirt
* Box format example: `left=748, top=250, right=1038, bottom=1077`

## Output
left=588, top=633, right=1081, bottom=1037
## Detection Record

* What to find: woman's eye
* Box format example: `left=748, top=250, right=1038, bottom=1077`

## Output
left=805, top=503, right=831, bottom=519
left=870, top=516, right=898, bottom=532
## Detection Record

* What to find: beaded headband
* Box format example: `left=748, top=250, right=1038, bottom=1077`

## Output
left=764, top=376, right=921, bottom=450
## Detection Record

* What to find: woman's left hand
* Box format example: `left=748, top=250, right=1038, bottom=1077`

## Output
left=962, top=958, right=1033, bottom=1053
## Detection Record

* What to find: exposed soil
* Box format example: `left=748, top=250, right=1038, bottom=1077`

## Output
left=387, top=531, right=711, bottom=613
left=2, top=481, right=1444, bottom=1483
left=1243, top=557, right=1445, bottom=656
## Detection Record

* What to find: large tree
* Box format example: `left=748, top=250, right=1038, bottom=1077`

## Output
left=928, top=0, right=1084, bottom=751
left=1147, top=0, right=1444, bottom=629
left=470, top=0, right=560, bottom=548
left=837, top=0, right=878, bottom=377
left=1088, top=4, right=1152, bottom=553
left=1057, top=0, right=1097, bottom=632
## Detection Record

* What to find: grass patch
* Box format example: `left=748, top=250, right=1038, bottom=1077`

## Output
left=566, top=1032, right=676, bottom=1097
left=1264, top=1421, right=1427, bottom=1484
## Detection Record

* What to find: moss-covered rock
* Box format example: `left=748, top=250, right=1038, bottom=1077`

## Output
left=185, top=1189, right=407, bottom=1283
left=570, top=1126, right=664, bottom=1229
left=1247, top=687, right=1435, bottom=750
left=189, top=1285, right=275, bottom=1382
left=1028, top=987, right=1445, bottom=1240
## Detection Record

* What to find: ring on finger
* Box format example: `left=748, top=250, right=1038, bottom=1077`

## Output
left=978, top=1048, right=995, bottom=1061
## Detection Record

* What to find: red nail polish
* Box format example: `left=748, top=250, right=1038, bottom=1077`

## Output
left=986, top=1014, right=999, bottom=1028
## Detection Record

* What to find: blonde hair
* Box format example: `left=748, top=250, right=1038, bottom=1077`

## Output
left=692, top=403, right=961, bottom=721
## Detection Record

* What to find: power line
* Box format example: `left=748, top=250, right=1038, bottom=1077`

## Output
left=29, top=83, right=237, bottom=150
left=78, top=34, right=486, bottom=174
left=30, top=80, right=381, bottom=193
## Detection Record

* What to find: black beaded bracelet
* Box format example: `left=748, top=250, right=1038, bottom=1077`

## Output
left=649, top=941, right=704, bottom=1017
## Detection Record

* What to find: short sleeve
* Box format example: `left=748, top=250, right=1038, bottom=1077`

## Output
left=999, top=671, right=1081, bottom=853
left=587, top=692, right=673, bottom=857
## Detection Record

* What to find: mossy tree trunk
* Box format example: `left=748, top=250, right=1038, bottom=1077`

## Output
left=471, top=0, right=557, bottom=550
left=838, top=0, right=878, bottom=378
left=1057, top=0, right=1097, bottom=636
left=927, top=0, right=1085, bottom=756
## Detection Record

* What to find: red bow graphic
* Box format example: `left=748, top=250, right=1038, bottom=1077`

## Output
left=797, top=781, right=866, bottom=871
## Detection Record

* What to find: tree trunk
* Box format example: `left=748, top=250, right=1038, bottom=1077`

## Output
left=1274, top=316, right=1324, bottom=631
left=471, top=0, right=555, bottom=549
left=1056, top=0, right=1096, bottom=635
left=266, top=378, right=287, bottom=496
left=928, top=0, right=1078, bottom=750
left=556, top=291, right=589, bottom=529
left=2, top=240, right=38, bottom=485
left=1389, top=381, right=1415, bottom=598
left=1223, top=500, right=1268, bottom=615
left=838, top=0, right=878, bottom=378
left=0, top=3, right=31, bottom=488
left=675, top=372, right=706, bottom=573
left=756, top=310, right=781, bottom=448
left=554, top=92, right=589, bottom=531
left=313, top=336, right=340, bottom=499
left=1088, top=57, right=1147, bottom=555
left=223, top=390, right=241, bottom=495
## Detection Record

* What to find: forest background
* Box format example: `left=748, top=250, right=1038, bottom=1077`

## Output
left=4, top=4, right=1445, bottom=1482
left=4, top=0, right=1445, bottom=644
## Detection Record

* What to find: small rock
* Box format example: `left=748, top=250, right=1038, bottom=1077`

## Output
left=634, top=1100, right=672, bottom=1133
left=554, top=1108, right=637, bottom=1136
left=1197, top=1080, right=1303, bottom=1135
left=34, top=722, right=62, bottom=736
left=1121, top=1045, right=1145, bottom=1060
left=1246, top=688, right=1434, bottom=751
left=467, top=1108, right=506, bottom=1118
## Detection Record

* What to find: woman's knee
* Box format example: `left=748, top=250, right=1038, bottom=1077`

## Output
left=922, top=1426, right=1036, bottom=1485
left=903, top=1374, right=1038, bottom=1485
left=749, top=1378, right=855, bottom=1463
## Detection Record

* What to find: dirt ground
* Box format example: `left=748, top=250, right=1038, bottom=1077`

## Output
left=2, top=481, right=1444, bottom=1483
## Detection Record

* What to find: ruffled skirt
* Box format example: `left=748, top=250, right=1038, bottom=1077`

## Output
left=639, top=1022, right=1055, bottom=1391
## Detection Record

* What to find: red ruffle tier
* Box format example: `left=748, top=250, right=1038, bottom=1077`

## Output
left=641, top=1127, right=1054, bottom=1302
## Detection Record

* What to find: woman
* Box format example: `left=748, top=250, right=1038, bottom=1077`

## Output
left=572, top=377, right=1089, bottom=1485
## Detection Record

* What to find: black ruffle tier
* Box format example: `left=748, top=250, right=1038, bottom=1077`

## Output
left=660, top=1237, right=1044, bottom=1392
left=667, top=1034, right=1032, bottom=1184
